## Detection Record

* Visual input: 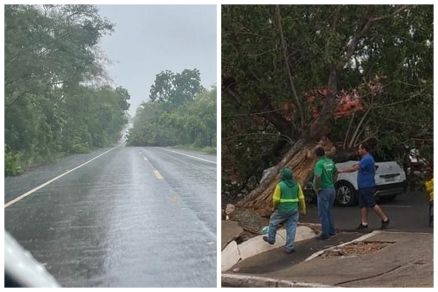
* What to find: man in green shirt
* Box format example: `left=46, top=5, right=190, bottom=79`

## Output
left=263, top=167, right=306, bottom=254
left=314, top=147, right=338, bottom=240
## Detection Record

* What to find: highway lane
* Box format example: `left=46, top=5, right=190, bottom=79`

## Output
left=4, top=146, right=217, bottom=287
left=4, top=147, right=114, bottom=203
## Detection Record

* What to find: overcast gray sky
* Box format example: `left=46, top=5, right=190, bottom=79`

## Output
left=97, top=5, right=217, bottom=116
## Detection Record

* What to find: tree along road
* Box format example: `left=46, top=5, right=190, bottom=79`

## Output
left=5, top=146, right=217, bottom=287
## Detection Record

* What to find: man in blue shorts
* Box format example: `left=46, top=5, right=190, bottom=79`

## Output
left=339, top=143, right=390, bottom=230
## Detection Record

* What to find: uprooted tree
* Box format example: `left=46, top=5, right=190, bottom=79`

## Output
left=222, top=5, right=433, bottom=215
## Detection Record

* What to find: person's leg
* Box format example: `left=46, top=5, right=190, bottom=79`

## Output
left=364, top=187, right=389, bottom=228
left=266, top=210, right=286, bottom=243
left=372, top=204, right=390, bottom=229
left=317, top=189, right=330, bottom=237
left=361, top=207, right=369, bottom=225
left=372, top=204, right=388, bottom=221
left=327, top=188, right=336, bottom=236
left=284, top=210, right=299, bottom=252
left=357, top=189, right=369, bottom=229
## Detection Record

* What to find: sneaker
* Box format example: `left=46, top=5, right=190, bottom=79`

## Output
left=315, top=234, right=329, bottom=240
left=284, top=248, right=295, bottom=254
left=381, top=218, right=390, bottom=229
left=262, top=236, right=275, bottom=245
left=356, top=223, right=368, bottom=230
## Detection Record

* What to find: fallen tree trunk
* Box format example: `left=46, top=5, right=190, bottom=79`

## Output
left=236, top=137, right=335, bottom=217
left=236, top=67, right=339, bottom=217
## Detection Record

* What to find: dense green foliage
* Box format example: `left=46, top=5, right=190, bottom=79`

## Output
left=5, top=5, right=130, bottom=175
left=222, top=5, right=433, bottom=198
left=128, top=69, right=216, bottom=149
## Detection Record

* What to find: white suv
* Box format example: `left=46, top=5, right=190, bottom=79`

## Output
left=305, top=160, right=407, bottom=206
left=335, top=161, right=407, bottom=206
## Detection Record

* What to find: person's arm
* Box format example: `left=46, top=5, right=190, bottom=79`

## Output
left=339, top=163, right=359, bottom=173
left=314, top=175, right=322, bottom=193
left=314, top=163, right=322, bottom=193
left=333, top=167, right=339, bottom=182
left=297, top=184, right=306, bottom=215
left=272, top=184, right=281, bottom=210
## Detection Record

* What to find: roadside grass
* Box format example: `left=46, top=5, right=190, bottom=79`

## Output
left=172, top=144, right=217, bottom=155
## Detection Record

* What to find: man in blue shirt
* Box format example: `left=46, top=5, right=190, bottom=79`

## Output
left=339, top=143, right=390, bottom=230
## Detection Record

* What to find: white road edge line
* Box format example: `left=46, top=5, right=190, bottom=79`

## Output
left=5, top=147, right=118, bottom=208
left=160, top=148, right=216, bottom=164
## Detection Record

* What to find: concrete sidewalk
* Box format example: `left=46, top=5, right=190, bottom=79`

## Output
left=222, top=225, right=317, bottom=271
left=223, top=231, right=433, bottom=287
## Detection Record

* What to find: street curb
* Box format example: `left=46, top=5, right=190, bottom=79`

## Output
left=221, top=273, right=334, bottom=288
left=304, top=230, right=382, bottom=262
left=221, top=226, right=317, bottom=271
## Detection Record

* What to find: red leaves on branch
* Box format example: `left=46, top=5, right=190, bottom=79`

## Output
left=306, top=88, right=364, bottom=119
left=334, top=89, right=364, bottom=118
left=276, top=77, right=382, bottom=121
left=306, top=76, right=383, bottom=119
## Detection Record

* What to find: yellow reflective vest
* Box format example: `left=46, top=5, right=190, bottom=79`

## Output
left=425, top=178, right=433, bottom=202
left=273, top=182, right=306, bottom=214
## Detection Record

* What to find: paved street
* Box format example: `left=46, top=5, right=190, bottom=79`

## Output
left=303, top=190, right=433, bottom=233
left=223, top=231, right=433, bottom=287
left=5, top=146, right=217, bottom=287
left=223, top=187, right=433, bottom=288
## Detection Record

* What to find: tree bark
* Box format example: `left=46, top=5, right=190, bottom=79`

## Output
left=236, top=67, right=339, bottom=217
left=236, top=137, right=335, bottom=216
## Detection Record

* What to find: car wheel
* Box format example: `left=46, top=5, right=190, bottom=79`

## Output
left=335, top=181, right=357, bottom=206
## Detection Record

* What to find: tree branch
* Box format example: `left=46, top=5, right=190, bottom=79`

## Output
left=223, top=80, right=298, bottom=139
left=342, top=5, right=409, bottom=67
left=372, top=94, right=421, bottom=109
left=257, top=92, right=299, bottom=139
left=343, top=113, right=356, bottom=149
left=275, top=5, right=304, bottom=126
left=348, top=106, right=372, bottom=148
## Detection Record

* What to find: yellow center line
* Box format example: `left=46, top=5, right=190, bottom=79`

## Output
left=153, top=169, right=164, bottom=180
left=170, top=195, right=179, bottom=204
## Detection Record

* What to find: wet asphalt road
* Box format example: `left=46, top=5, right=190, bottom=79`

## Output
left=5, top=146, right=217, bottom=287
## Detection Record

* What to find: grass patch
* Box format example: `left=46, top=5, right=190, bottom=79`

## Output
left=172, top=144, right=216, bottom=155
